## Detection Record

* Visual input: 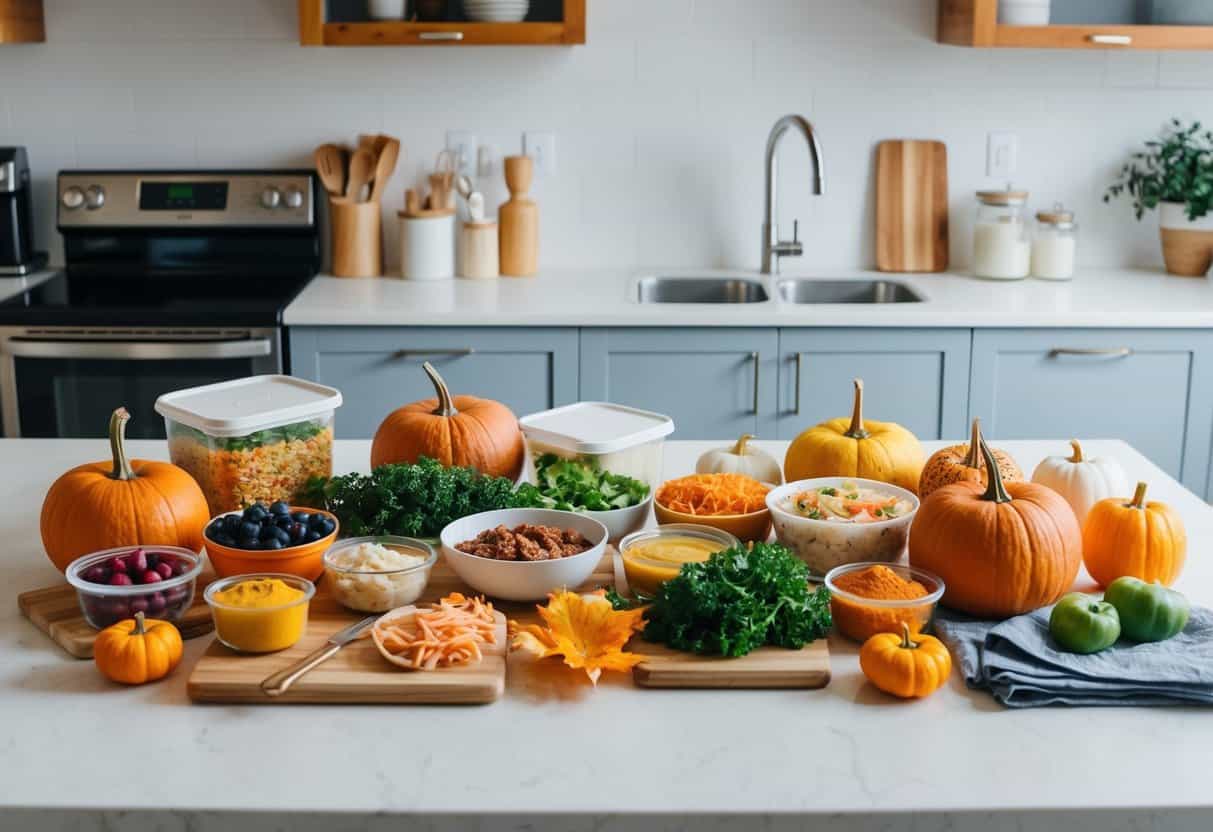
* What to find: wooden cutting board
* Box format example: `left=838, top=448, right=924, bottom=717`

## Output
left=631, top=638, right=830, bottom=689
left=875, top=139, right=949, bottom=273
left=18, top=573, right=216, bottom=659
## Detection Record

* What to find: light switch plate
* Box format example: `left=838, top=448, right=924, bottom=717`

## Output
left=523, top=131, right=556, bottom=176
left=986, top=131, right=1018, bottom=180
left=446, top=130, right=477, bottom=176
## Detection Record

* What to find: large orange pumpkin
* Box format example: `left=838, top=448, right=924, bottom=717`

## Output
left=370, top=361, right=525, bottom=479
left=918, top=417, right=1023, bottom=499
left=909, top=436, right=1082, bottom=619
left=40, top=408, right=210, bottom=573
left=1082, top=481, right=1186, bottom=588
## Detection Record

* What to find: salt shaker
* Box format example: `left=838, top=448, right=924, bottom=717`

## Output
left=1031, top=203, right=1077, bottom=281
left=972, top=189, right=1031, bottom=280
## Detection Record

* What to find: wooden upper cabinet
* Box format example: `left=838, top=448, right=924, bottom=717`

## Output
left=939, top=0, right=1213, bottom=49
left=0, top=0, right=45, bottom=44
left=299, top=0, right=585, bottom=46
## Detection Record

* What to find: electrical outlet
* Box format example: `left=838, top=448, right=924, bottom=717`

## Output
left=446, top=130, right=477, bottom=176
left=477, top=145, right=496, bottom=179
left=523, top=131, right=557, bottom=176
left=986, top=131, right=1018, bottom=180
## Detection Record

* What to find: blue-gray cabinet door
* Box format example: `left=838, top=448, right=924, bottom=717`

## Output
left=289, top=327, right=579, bottom=439
left=579, top=328, right=779, bottom=439
left=970, top=329, right=1213, bottom=493
left=777, top=328, right=971, bottom=441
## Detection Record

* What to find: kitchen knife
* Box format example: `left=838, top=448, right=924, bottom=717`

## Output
left=260, top=614, right=380, bottom=697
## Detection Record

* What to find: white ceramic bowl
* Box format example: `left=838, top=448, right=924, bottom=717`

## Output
left=584, top=493, right=652, bottom=543
left=463, top=0, right=529, bottom=22
left=765, top=477, right=919, bottom=577
left=439, top=508, right=608, bottom=602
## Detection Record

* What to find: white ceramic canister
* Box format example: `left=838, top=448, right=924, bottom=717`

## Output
left=998, top=0, right=1051, bottom=25
left=399, top=211, right=456, bottom=281
left=1031, top=203, right=1077, bottom=281
left=368, top=0, right=406, bottom=19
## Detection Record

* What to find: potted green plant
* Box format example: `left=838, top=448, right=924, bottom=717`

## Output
left=1105, top=119, right=1213, bottom=277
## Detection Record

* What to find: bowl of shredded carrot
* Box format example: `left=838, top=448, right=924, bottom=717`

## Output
left=653, top=473, right=774, bottom=543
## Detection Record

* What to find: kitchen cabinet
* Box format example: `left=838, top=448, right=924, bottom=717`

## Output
left=288, top=327, right=579, bottom=438
left=579, top=329, right=779, bottom=440
left=777, top=329, right=971, bottom=441
left=0, top=0, right=44, bottom=43
left=939, top=0, right=1213, bottom=49
left=299, top=0, right=585, bottom=46
left=969, top=329, right=1213, bottom=494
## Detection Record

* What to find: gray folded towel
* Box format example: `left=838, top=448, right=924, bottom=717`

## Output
left=933, top=604, right=1213, bottom=708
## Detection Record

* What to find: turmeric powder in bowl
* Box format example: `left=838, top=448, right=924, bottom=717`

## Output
left=823, top=563, right=945, bottom=643
left=204, top=574, right=315, bottom=653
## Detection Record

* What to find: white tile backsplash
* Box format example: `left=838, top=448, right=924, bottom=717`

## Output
left=1, top=0, right=1207, bottom=271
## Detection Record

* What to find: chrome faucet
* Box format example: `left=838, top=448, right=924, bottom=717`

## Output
left=762, top=115, right=825, bottom=275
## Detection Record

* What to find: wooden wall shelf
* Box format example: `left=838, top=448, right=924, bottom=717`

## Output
left=939, top=0, right=1213, bottom=49
left=0, top=0, right=45, bottom=44
left=299, top=0, right=585, bottom=46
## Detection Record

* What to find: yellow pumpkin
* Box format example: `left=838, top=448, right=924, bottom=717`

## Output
left=94, top=613, right=183, bottom=685
left=783, top=378, right=924, bottom=493
left=1082, top=481, right=1186, bottom=588
left=859, top=622, right=952, bottom=699
left=918, top=417, right=1023, bottom=499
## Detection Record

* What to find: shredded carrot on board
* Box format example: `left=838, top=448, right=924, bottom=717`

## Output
left=656, top=473, right=771, bottom=516
left=373, top=592, right=497, bottom=671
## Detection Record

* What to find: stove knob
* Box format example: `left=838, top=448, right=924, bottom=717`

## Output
left=283, top=187, right=305, bottom=210
left=84, top=185, right=106, bottom=210
left=61, top=186, right=86, bottom=210
left=260, top=187, right=282, bottom=210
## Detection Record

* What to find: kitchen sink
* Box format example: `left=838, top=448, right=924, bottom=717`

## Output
left=635, top=277, right=770, bottom=304
left=776, top=279, right=923, bottom=304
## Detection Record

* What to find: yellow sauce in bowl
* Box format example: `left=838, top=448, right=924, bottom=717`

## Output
left=621, top=536, right=722, bottom=596
left=205, top=575, right=313, bottom=653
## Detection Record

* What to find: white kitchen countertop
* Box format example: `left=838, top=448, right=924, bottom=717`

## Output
left=283, top=267, right=1213, bottom=328
left=3, top=437, right=1213, bottom=830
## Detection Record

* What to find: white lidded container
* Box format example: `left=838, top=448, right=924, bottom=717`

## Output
left=973, top=189, right=1031, bottom=280
left=1031, top=203, right=1077, bottom=281
left=154, top=375, right=343, bottom=515
left=518, top=402, right=675, bottom=490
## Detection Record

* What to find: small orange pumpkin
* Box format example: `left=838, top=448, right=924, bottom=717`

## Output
left=40, top=408, right=210, bottom=573
left=859, top=622, right=952, bottom=699
left=94, top=612, right=183, bottom=685
left=370, top=362, right=525, bottom=480
left=1083, top=481, right=1187, bottom=588
left=909, top=435, right=1082, bottom=619
left=918, top=417, right=1023, bottom=499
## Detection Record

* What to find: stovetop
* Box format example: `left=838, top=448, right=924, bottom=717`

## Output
left=0, top=270, right=314, bottom=327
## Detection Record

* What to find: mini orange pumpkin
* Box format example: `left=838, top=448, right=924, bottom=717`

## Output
left=370, top=362, right=525, bottom=480
left=94, top=612, right=183, bottom=685
left=909, top=435, right=1082, bottom=619
left=859, top=622, right=952, bottom=699
left=40, top=408, right=210, bottom=573
left=1083, top=481, right=1187, bottom=588
left=918, top=417, right=1023, bottom=499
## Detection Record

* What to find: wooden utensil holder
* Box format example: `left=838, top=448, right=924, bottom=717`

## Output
left=458, top=221, right=499, bottom=279
left=329, top=197, right=382, bottom=278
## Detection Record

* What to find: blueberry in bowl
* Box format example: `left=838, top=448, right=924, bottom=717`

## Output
left=202, top=502, right=339, bottom=581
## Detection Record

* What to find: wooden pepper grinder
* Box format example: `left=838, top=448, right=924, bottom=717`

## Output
left=499, top=155, right=538, bottom=277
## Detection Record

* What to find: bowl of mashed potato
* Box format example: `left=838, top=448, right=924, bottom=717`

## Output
left=322, top=536, right=437, bottom=613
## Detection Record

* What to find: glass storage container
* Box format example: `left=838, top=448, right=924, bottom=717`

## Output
left=973, top=189, right=1031, bottom=280
left=1031, top=203, right=1077, bottom=281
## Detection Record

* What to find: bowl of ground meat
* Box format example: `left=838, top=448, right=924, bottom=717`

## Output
left=439, top=508, right=609, bottom=601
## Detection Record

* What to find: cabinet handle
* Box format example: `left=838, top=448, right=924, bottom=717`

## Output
left=792, top=353, right=802, bottom=416
left=1047, top=347, right=1132, bottom=358
left=419, top=31, right=464, bottom=41
left=750, top=352, right=760, bottom=415
left=1086, top=34, right=1132, bottom=45
left=391, top=348, right=475, bottom=359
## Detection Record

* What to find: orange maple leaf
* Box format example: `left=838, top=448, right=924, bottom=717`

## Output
left=510, top=590, right=646, bottom=685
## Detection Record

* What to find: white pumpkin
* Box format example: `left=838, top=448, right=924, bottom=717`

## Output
left=1031, top=439, right=1130, bottom=526
left=695, top=434, right=783, bottom=484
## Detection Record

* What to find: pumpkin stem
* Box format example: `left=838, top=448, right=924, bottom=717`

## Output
left=422, top=361, right=458, bottom=418
left=962, top=418, right=983, bottom=469
left=133, top=611, right=146, bottom=635
left=845, top=378, right=869, bottom=439
left=978, top=434, right=1012, bottom=504
left=898, top=621, right=918, bottom=650
left=731, top=434, right=755, bottom=456
left=1129, top=481, right=1148, bottom=509
left=108, top=408, right=137, bottom=481
left=1068, top=439, right=1084, bottom=463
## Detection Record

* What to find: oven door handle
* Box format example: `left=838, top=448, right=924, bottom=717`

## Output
left=2, top=337, right=274, bottom=360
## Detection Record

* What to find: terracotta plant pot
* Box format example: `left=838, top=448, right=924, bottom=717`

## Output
left=1160, top=202, right=1213, bottom=277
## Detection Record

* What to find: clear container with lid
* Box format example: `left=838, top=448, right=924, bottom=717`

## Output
left=517, top=402, right=675, bottom=491
left=154, top=375, right=343, bottom=514
left=1031, top=203, right=1077, bottom=281
left=973, top=189, right=1031, bottom=280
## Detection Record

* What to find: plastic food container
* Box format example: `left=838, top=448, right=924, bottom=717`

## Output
left=155, top=375, right=342, bottom=515
left=323, top=536, right=437, bottom=613
left=825, top=562, right=945, bottom=643
left=204, top=573, right=315, bottom=653
left=619, top=523, right=738, bottom=596
left=518, top=402, right=674, bottom=490
left=65, top=546, right=203, bottom=630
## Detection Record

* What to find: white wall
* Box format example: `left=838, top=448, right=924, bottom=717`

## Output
left=1, top=0, right=1210, bottom=272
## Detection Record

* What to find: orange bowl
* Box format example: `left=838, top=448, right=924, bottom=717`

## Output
left=201, top=506, right=338, bottom=581
left=652, top=499, right=772, bottom=543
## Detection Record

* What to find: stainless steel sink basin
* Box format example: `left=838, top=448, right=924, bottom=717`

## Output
left=636, top=277, right=769, bottom=304
left=776, top=279, right=922, bottom=304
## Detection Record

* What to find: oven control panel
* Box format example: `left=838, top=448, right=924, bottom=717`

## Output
left=57, top=171, right=315, bottom=228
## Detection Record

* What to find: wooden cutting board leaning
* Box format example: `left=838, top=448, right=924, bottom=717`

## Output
left=875, top=139, right=949, bottom=273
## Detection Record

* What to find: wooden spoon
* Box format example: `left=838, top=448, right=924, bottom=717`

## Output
left=345, top=149, right=375, bottom=203
left=313, top=144, right=347, bottom=197
left=368, top=138, right=401, bottom=204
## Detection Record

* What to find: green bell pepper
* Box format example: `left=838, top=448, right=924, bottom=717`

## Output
left=1049, top=593, right=1121, bottom=654
left=1104, top=576, right=1190, bottom=643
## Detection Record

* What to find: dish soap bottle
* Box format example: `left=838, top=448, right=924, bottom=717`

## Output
left=499, top=155, right=538, bottom=277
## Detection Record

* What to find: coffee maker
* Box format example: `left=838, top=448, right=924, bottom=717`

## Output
left=0, top=147, right=47, bottom=275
